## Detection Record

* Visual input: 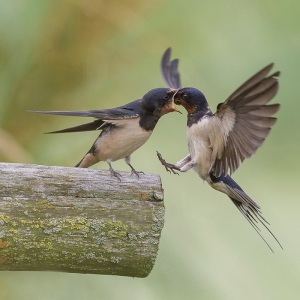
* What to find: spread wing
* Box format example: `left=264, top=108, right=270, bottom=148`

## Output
left=208, top=64, right=280, bottom=177
left=161, top=48, right=181, bottom=89
left=29, top=99, right=141, bottom=133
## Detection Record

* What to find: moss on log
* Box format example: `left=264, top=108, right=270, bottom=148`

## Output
left=0, top=163, right=164, bottom=278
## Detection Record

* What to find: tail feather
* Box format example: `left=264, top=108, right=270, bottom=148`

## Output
left=230, top=198, right=283, bottom=252
left=210, top=173, right=282, bottom=251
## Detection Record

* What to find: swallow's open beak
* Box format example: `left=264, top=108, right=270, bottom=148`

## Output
left=171, top=102, right=181, bottom=113
left=160, top=101, right=181, bottom=116
left=159, top=89, right=181, bottom=116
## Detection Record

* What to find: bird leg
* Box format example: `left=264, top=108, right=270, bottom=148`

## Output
left=128, top=164, right=145, bottom=178
left=125, top=156, right=144, bottom=178
left=107, top=162, right=122, bottom=181
left=156, top=151, right=180, bottom=175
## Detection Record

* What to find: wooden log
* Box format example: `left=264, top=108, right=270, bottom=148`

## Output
left=0, top=163, right=164, bottom=278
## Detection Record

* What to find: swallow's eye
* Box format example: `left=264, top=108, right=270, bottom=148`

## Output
left=182, top=93, right=189, bottom=100
left=164, top=94, right=170, bottom=100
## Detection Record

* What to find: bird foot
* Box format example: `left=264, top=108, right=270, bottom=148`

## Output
left=130, top=169, right=145, bottom=178
left=109, top=166, right=122, bottom=181
left=128, top=164, right=144, bottom=178
left=156, top=151, right=180, bottom=175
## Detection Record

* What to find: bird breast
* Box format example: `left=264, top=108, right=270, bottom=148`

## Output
left=186, top=117, right=213, bottom=179
left=94, top=118, right=152, bottom=162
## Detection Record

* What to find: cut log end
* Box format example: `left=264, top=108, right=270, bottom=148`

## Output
left=0, top=163, right=164, bottom=278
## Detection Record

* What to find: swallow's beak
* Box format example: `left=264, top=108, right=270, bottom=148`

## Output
left=173, top=90, right=182, bottom=105
left=160, top=101, right=181, bottom=116
left=159, top=89, right=182, bottom=116
left=171, top=102, right=181, bottom=113
left=171, top=89, right=182, bottom=114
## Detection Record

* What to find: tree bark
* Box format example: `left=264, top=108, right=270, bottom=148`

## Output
left=0, top=163, right=164, bottom=278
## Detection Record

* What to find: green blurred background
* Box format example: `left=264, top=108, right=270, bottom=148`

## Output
left=0, top=0, right=299, bottom=299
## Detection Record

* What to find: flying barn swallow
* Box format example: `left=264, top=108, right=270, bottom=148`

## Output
left=30, top=51, right=180, bottom=180
left=159, top=48, right=282, bottom=251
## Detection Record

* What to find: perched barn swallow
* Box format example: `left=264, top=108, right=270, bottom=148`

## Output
left=159, top=48, right=282, bottom=251
left=30, top=87, right=179, bottom=180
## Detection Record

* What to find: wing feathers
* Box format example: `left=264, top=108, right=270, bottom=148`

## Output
left=211, top=64, right=280, bottom=177
left=29, top=109, right=140, bottom=120
left=28, top=99, right=141, bottom=120
left=226, top=63, right=274, bottom=101
left=161, top=48, right=182, bottom=89
left=248, top=104, right=280, bottom=117
left=236, top=79, right=279, bottom=107
left=46, top=119, right=104, bottom=134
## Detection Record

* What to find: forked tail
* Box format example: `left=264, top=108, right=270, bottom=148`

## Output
left=210, top=173, right=283, bottom=252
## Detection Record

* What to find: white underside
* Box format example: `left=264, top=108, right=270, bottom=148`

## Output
left=186, top=118, right=213, bottom=179
left=78, top=118, right=152, bottom=168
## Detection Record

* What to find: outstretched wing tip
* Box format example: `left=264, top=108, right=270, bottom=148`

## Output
left=166, top=47, right=172, bottom=53
left=212, top=63, right=281, bottom=177
left=160, top=47, right=181, bottom=89
left=27, top=110, right=50, bottom=114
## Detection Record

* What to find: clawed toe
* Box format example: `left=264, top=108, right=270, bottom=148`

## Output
left=165, top=163, right=180, bottom=175
left=108, top=162, right=122, bottom=181
left=110, top=169, right=122, bottom=181
left=127, top=162, right=144, bottom=178
left=156, top=151, right=180, bottom=175
left=130, top=169, right=144, bottom=178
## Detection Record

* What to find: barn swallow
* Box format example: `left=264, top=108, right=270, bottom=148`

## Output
left=30, top=87, right=179, bottom=180
left=159, top=52, right=282, bottom=251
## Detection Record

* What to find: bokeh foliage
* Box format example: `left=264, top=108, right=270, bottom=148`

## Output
left=0, top=0, right=300, bottom=299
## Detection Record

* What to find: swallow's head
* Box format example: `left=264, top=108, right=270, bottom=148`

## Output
left=174, top=87, right=208, bottom=114
left=141, top=88, right=180, bottom=117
